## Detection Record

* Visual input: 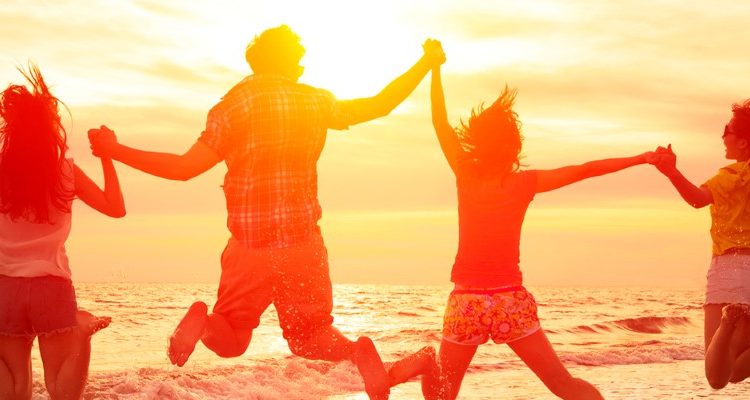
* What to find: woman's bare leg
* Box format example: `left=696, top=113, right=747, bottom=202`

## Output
left=508, top=329, right=603, bottom=400
left=706, top=304, right=750, bottom=388
left=728, top=312, right=750, bottom=383
left=421, top=340, right=477, bottom=400
left=38, top=310, right=110, bottom=400
left=0, top=335, right=33, bottom=400
left=705, top=304, right=747, bottom=389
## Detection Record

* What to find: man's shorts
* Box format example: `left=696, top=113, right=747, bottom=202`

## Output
left=0, top=275, right=78, bottom=337
left=442, top=285, right=540, bottom=346
left=705, top=253, right=750, bottom=306
left=213, top=235, right=334, bottom=342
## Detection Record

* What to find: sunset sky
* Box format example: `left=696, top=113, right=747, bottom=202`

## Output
left=2, top=0, right=750, bottom=287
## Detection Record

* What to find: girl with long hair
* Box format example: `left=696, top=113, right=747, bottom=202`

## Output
left=0, top=65, right=124, bottom=399
left=421, top=44, right=656, bottom=399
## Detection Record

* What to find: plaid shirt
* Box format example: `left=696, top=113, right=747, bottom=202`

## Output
left=199, top=74, right=357, bottom=249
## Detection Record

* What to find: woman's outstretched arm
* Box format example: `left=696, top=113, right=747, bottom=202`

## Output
left=431, top=64, right=460, bottom=174
left=535, top=153, right=651, bottom=193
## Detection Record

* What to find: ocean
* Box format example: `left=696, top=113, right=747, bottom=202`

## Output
left=26, top=283, right=750, bottom=399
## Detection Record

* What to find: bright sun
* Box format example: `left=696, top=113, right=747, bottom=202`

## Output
left=283, top=5, right=422, bottom=98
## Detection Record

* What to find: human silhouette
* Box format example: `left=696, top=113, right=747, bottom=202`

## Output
left=650, top=101, right=750, bottom=389
left=0, top=65, right=121, bottom=400
left=89, top=25, right=444, bottom=399
left=420, top=44, right=657, bottom=400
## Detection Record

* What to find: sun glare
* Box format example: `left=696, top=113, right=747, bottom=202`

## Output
left=284, top=7, right=422, bottom=98
left=168, top=1, right=424, bottom=99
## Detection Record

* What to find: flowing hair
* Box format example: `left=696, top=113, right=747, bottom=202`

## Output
left=457, top=86, right=523, bottom=177
left=0, top=64, right=72, bottom=223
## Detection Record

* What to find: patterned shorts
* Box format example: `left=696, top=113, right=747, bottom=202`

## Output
left=442, top=285, right=540, bottom=346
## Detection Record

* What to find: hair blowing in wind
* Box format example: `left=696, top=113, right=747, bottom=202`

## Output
left=0, top=64, right=72, bottom=223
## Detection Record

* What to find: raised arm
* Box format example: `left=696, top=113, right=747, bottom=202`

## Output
left=343, top=39, right=446, bottom=126
left=651, top=145, right=713, bottom=208
left=73, top=158, right=125, bottom=218
left=430, top=64, right=460, bottom=173
left=89, top=126, right=220, bottom=181
left=535, top=153, right=651, bottom=193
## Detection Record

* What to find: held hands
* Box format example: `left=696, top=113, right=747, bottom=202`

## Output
left=88, top=125, right=118, bottom=158
left=422, top=38, right=446, bottom=68
left=645, top=144, right=678, bottom=177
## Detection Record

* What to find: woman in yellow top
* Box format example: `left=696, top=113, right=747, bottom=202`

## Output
left=652, top=100, right=750, bottom=389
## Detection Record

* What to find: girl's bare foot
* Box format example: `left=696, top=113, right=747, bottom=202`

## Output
left=76, top=310, right=111, bottom=336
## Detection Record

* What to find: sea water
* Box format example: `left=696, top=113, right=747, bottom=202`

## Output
left=25, top=284, right=750, bottom=399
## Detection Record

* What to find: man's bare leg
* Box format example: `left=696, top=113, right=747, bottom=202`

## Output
left=200, top=312, right=253, bottom=358
left=353, top=337, right=391, bottom=400
left=168, top=301, right=208, bottom=367
left=287, top=327, right=390, bottom=399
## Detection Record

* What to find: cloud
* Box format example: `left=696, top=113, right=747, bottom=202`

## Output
left=2, top=0, right=748, bottom=285
left=123, top=60, right=241, bottom=95
left=133, top=0, right=199, bottom=19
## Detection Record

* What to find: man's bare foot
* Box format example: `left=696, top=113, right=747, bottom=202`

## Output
left=76, top=310, right=111, bottom=336
left=168, top=301, right=208, bottom=367
left=387, top=346, right=437, bottom=386
left=353, top=336, right=390, bottom=400
left=722, top=304, right=750, bottom=327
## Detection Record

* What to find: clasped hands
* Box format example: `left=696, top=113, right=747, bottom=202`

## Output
left=88, top=125, right=117, bottom=158
left=645, top=144, right=678, bottom=176
left=422, top=38, right=446, bottom=67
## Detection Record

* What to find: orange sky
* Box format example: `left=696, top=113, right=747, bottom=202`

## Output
left=3, top=0, right=750, bottom=287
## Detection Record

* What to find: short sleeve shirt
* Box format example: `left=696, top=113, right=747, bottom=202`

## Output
left=703, top=161, right=750, bottom=255
left=0, top=158, right=74, bottom=279
left=451, top=166, right=538, bottom=287
left=198, top=74, right=356, bottom=248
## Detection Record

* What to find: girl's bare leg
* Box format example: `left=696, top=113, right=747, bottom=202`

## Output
left=421, top=340, right=477, bottom=400
left=705, top=304, right=749, bottom=389
left=508, top=329, right=603, bottom=400
left=0, top=335, right=33, bottom=400
left=38, top=310, right=110, bottom=400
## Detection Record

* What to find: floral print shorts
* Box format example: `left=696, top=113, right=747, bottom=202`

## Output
left=442, top=285, right=540, bottom=346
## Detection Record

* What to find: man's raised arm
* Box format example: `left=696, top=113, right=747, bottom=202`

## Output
left=342, top=39, right=446, bottom=126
